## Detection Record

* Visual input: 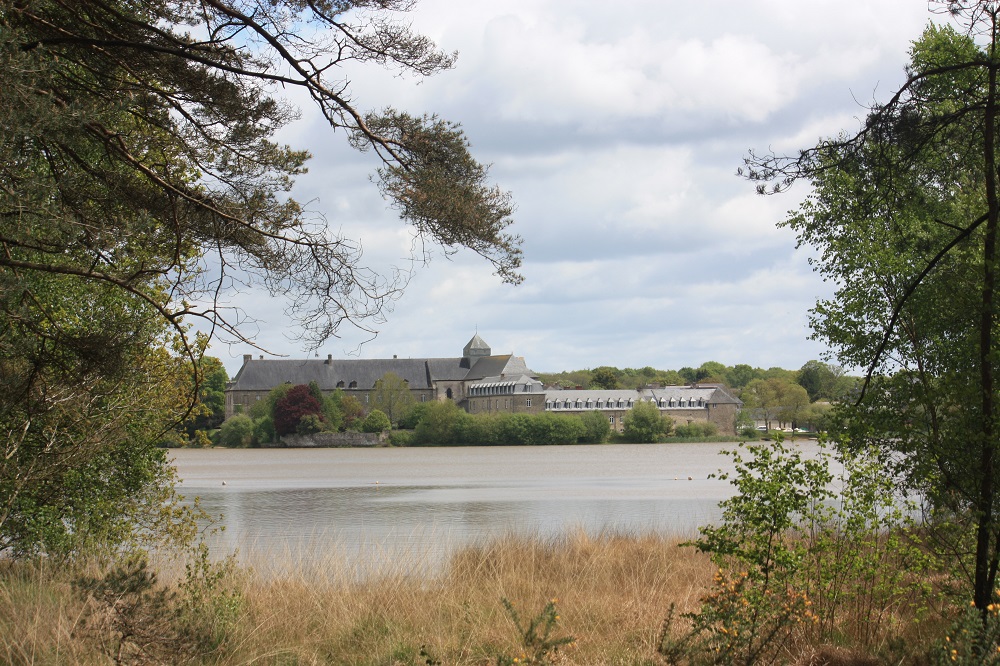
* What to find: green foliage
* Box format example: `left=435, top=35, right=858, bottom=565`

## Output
left=398, top=402, right=431, bottom=429
left=361, top=409, right=392, bottom=433
left=218, top=414, right=254, bottom=448
left=413, top=400, right=469, bottom=445
left=578, top=410, right=611, bottom=443
left=930, top=603, right=1000, bottom=665
left=621, top=400, right=671, bottom=443
left=74, top=544, right=242, bottom=663
left=662, top=438, right=939, bottom=664
left=338, top=394, right=366, bottom=431
left=296, top=413, right=327, bottom=435
left=590, top=366, right=620, bottom=390
left=371, top=372, right=416, bottom=427
left=745, top=13, right=1000, bottom=611
left=674, top=421, right=718, bottom=438
left=252, top=416, right=274, bottom=446
left=496, top=598, right=575, bottom=665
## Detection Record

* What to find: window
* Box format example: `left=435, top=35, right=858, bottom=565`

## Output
left=365, top=393, right=369, bottom=403
left=336, top=380, right=345, bottom=388
left=348, top=380, right=357, bottom=389
left=526, top=398, right=532, bottom=407
left=421, top=394, right=426, bottom=402
left=608, top=416, right=615, bottom=424
left=504, top=399, right=509, bottom=409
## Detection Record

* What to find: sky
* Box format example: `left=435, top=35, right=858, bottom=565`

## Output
left=212, top=0, right=943, bottom=378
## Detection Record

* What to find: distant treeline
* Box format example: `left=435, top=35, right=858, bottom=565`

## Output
left=537, top=360, right=857, bottom=403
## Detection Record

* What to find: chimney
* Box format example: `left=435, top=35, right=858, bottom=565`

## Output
left=393, top=354, right=397, bottom=359
left=243, top=354, right=252, bottom=365
left=259, top=355, right=263, bottom=360
left=325, top=354, right=332, bottom=365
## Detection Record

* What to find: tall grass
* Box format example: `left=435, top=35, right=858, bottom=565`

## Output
left=1, top=531, right=711, bottom=665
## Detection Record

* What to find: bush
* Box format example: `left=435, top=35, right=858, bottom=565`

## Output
left=361, top=409, right=391, bottom=433
left=622, top=400, right=669, bottom=443
left=660, top=438, right=940, bottom=664
left=296, top=413, right=326, bottom=435
left=218, top=415, right=253, bottom=448
left=674, top=421, right=718, bottom=438
left=578, top=410, right=611, bottom=443
left=252, top=416, right=274, bottom=446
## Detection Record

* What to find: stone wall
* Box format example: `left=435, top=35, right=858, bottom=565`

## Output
left=270, top=431, right=387, bottom=448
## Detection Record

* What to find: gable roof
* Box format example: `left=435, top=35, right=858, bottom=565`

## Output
left=229, top=358, right=434, bottom=391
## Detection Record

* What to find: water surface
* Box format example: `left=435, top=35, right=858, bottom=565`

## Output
left=170, top=442, right=805, bottom=571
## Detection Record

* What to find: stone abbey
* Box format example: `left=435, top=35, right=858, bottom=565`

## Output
left=225, top=334, right=742, bottom=435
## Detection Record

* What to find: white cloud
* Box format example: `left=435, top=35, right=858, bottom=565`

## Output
left=210, top=0, right=945, bottom=378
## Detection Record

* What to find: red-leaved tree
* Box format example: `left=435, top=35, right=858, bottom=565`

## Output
left=273, top=385, right=324, bottom=436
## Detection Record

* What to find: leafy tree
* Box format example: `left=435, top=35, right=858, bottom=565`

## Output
left=579, top=410, right=612, bottom=444
left=590, top=366, right=620, bottom=390
left=361, top=409, right=391, bottom=434
left=727, top=364, right=760, bottom=390
left=218, top=414, right=254, bottom=448
left=338, top=394, right=366, bottom=431
left=742, top=4, right=1000, bottom=610
left=622, top=400, right=670, bottom=443
left=413, top=400, right=468, bottom=445
left=273, top=385, right=325, bottom=437
left=0, top=0, right=521, bottom=559
left=697, top=361, right=727, bottom=383
left=371, top=372, right=416, bottom=427
left=777, top=383, right=811, bottom=431
left=796, top=360, right=843, bottom=402
left=398, top=402, right=431, bottom=430
left=741, top=378, right=791, bottom=431
left=181, top=355, right=229, bottom=440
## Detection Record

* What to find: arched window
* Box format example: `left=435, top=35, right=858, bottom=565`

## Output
left=446, top=388, right=453, bottom=399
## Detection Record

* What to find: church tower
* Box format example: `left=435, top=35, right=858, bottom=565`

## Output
left=462, top=333, right=491, bottom=367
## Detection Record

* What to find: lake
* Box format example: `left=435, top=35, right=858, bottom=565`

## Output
left=170, top=442, right=809, bottom=573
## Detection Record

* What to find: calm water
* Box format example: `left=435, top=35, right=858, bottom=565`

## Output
left=170, top=442, right=817, bottom=572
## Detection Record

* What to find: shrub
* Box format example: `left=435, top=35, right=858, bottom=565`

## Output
left=622, top=400, right=669, bottom=442
left=660, top=437, right=940, bottom=664
left=578, top=410, right=611, bottom=443
left=361, top=409, right=391, bottom=433
left=674, top=421, right=718, bottom=438
left=218, top=414, right=253, bottom=447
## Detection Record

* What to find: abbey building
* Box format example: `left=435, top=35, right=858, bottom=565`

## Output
left=224, top=334, right=742, bottom=435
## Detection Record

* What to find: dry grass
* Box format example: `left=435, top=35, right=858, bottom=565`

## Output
left=221, top=529, right=712, bottom=665
left=0, top=530, right=954, bottom=665
left=0, top=531, right=712, bottom=665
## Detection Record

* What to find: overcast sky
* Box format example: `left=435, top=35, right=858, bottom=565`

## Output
left=212, top=0, right=942, bottom=377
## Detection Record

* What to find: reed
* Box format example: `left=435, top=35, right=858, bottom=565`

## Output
left=0, top=531, right=711, bottom=665
left=0, top=530, right=955, bottom=665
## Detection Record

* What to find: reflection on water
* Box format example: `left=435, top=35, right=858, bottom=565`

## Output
left=171, top=442, right=819, bottom=570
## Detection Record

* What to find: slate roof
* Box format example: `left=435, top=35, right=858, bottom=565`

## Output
left=228, top=354, right=539, bottom=392
left=544, top=386, right=742, bottom=408
left=229, top=358, right=434, bottom=391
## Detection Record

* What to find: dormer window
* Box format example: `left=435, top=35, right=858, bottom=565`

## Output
left=336, top=380, right=345, bottom=388
left=349, top=380, right=357, bottom=389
